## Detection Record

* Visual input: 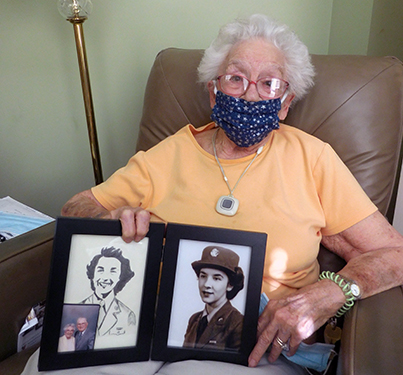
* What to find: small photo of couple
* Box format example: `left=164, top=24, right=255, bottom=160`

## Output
left=58, top=304, right=99, bottom=353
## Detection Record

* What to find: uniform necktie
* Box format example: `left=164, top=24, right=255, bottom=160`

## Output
left=196, top=315, right=208, bottom=343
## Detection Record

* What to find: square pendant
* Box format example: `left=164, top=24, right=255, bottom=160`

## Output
left=216, top=195, right=239, bottom=216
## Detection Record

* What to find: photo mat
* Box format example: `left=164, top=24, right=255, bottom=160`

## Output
left=151, top=223, right=267, bottom=366
left=38, top=217, right=165, bottom=371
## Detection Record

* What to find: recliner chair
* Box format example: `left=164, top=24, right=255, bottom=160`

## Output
left=1, top=49, right=403, bottom=375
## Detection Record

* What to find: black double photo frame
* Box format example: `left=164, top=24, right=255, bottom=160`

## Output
left=38, top=217, right=267, bottom=371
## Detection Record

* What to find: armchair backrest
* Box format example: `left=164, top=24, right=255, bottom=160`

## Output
left=137, top=48, right=403, bottom=223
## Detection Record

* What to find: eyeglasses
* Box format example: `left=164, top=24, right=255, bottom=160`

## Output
left=216, top=74, right=289, bottom=100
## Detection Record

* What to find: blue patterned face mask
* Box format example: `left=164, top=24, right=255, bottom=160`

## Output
left=211, top=90, right=282, bottom=147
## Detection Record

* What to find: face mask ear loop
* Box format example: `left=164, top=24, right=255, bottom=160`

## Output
left=280, top=91, right=288, bottom=104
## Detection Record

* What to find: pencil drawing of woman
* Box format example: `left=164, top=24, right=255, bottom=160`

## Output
left=81, top=246, right=136, bottom=336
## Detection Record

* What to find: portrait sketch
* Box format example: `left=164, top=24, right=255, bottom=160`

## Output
left=167, top=239, right=251, bottom=351
left=63, top=234, right=149, bottom=349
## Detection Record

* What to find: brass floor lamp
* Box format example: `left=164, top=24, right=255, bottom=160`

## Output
left=58, top=0, right=103, bottom=185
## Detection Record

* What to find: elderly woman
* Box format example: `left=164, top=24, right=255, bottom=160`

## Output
left=59, top=14, right=403, bottom=374
left=58, top=323, right=76, bottom=353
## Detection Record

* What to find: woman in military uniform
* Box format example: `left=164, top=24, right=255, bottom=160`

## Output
left=183, top=246, right=245, bottom=351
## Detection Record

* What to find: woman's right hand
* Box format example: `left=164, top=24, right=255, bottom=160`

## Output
left=61, top=189, right=150, bottom=243
left=108, top=206, right=150, bottom=243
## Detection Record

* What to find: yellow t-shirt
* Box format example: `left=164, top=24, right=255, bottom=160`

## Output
left=92, top=123, right=377, bottom=298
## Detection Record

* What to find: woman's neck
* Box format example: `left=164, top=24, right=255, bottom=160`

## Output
left=195, top=127, right=269, bottom=159
left=214, top=128, right=267, bottom=159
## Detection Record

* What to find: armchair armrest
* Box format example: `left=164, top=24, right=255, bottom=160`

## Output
left=338, top=286, right=403, bottom=375
left=0, top=222, right=55, bottom=365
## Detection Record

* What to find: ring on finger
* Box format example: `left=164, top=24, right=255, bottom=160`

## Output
left=275, top=336, right=289, bottom=351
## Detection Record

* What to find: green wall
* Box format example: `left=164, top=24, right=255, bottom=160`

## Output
left=329, top=0, right=374, bottom=55
left=367, top=0, right=403, bottom=60
left=329, top=0, right=403, bottom=60
left=1, top=0, right=402, bottom=217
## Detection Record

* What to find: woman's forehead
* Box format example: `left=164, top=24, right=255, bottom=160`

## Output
left=97, top=256, right=121, bottom=267
left=200, top=268, right=227, bottom=277
left=222, top=38, right=285, bottom=76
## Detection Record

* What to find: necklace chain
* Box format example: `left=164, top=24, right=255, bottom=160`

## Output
left=212, top=128, right=262, bottom=196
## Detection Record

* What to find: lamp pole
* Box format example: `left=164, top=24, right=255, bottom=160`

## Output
left=58, top=0, right=103, bottom=185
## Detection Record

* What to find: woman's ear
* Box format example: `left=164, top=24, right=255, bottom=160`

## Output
left=207, top=81, right=217, bottom=109
left=278, top=92, right=295, bottom=120
left=227, top=284, right=234, bottom=292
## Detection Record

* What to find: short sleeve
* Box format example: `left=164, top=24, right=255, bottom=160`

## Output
left=314, top=143, right=378, bottom=236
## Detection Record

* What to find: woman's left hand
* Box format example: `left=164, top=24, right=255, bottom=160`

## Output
left=248, top=279, right=344, bottom=367
left=249, top=210, right=403, bottom=367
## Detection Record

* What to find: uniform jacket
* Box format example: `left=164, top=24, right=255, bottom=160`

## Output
left=82, top=294, right=136, bottom=336
left=183, top=300, right=243, bottom=350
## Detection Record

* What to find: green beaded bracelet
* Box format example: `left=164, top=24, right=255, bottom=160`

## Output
left=319, top=271, right=356, bottom=317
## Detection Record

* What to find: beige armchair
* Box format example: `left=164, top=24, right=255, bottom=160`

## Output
left=1, top=49, right=403, bottom=375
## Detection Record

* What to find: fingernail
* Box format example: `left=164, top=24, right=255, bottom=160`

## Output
left=248, top=359, right=257, bottom=367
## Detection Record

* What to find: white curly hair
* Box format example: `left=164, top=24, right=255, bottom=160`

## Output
left=198, top=14, right=315, bottom=101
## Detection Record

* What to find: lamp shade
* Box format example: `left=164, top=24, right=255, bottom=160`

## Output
left=58, top=0, right=93, bottom=20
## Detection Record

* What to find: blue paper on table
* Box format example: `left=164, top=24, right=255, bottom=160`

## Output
left=0, top=212, right=53, bottom=241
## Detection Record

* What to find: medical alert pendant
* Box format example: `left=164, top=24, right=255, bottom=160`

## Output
left=216, top=195, right=239, bottom=216
left=212, top=128, right=263, bottom=217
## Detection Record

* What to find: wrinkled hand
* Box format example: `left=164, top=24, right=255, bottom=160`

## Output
left=61, top=190, right=151, bottom=243
left=108, top=206, right=151, bottom=243
left=248, top=280, right=344, bottom=367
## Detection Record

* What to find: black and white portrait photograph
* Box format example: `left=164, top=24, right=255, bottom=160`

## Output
left=63, top=234, right=148, bottom=349
left=167, top=239, right=251, bottom=351
left=151, top=223, right=266, bottom=366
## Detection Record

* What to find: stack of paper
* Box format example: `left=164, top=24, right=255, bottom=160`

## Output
left=0, top=196, right=54, bottom=242
left=18, top=301, right=46, bottom=352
